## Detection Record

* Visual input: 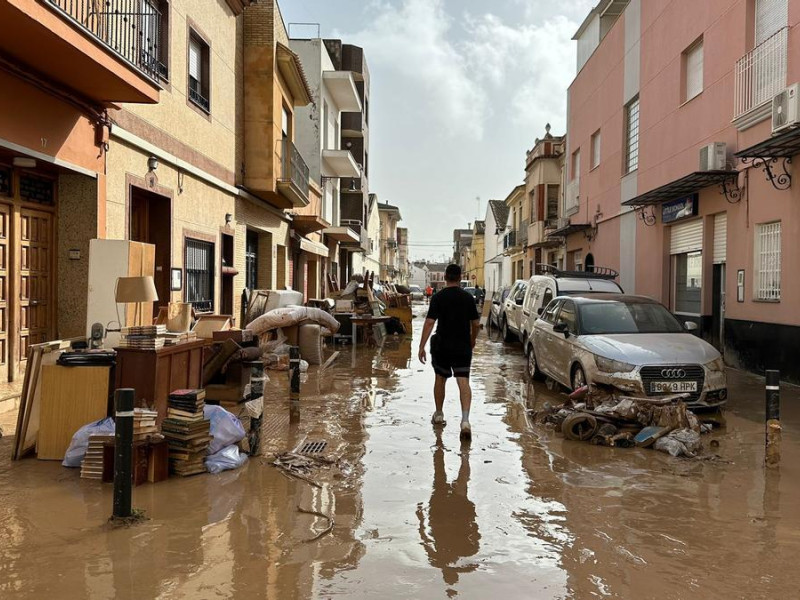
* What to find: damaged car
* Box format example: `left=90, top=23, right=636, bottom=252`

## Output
left=530, top=294, right=727, bottom=408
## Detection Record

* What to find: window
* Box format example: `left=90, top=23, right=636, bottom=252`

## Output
left=674, top=251, right=702, bottom=313
left=141, top=0, right=169, bottom=80
left=188, top=31, right=210, bottom=112
left=573, top=250, right=584, bottom=271
left=185, top=238, right=214, bottom=311
left=543, top=299, right=562, bottom=324
left=624, top=96, right=640, bottom=173
left=571, top=149, right=581, bottom=181
left=245, top=230, right=258, bottom=290
left=755, top=221, right=781, bottom=300
left=684, top=39, right=704, bottom=102
left=590, top=130, right=601, bottom=169
left=281, top=105, right=290, bottom=139
left=556, top=300, right=577, bottom=333
left=546, top=185, right=560, bottom=220
left=540, top=288, right=553, bottom=313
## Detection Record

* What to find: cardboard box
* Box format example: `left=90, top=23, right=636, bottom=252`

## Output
left=212, top=329, right=254, bottom=344
left=192, top=315, right=231, bottom=339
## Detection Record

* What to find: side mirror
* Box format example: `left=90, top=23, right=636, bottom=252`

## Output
left=537, top=307, right=544, bottom=316
left=515, top=297, right=523, bottom=306
left=554, top=322, right=569, bottom=336
left=684, top=321, right=698, bottom=332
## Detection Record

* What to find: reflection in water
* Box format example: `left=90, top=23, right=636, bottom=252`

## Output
left=416, top=430, right=480, bottom=597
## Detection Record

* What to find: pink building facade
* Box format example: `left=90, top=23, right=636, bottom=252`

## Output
left=565, top=0, right=800, bottom=381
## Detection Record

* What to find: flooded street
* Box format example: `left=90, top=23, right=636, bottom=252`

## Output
left=3, top=305, right=800, bottom=599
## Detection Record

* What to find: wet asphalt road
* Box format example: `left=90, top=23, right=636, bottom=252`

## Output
left=2, top=304, right=800, bottom=599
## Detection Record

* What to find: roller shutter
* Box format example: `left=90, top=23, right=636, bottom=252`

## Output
left=713, top=213, right=727, bottom=264
left=670, top=219, right=703, bottom=255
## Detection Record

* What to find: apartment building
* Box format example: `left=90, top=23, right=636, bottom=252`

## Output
left=465, top=220, right=486, bottom=287
left=526, top=126, right=566, bottom=273
left=503, top=185, right=526, bottom=281
left=0, top=0, right=163, bottom=380
left=483, top=199, right=510, bottom=296
left=324, top=40, right=372, bottom=281
left=361, top=193, right=381, bottom=275
left=397, top=227, right=409, bottom=284
left=567, top=0, right=800, bottom=380
left=378, top=201, right=402, bottom=282
left=289, top=37, right=362, bottom=298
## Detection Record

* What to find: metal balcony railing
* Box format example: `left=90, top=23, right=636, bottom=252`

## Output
left=734, top=27, right=788, bottom=119
left=544, top=217, right=559, bottom=230
left=279, top=139, right=310, bottom=199
left=503, top=230, right=517, bottom=250
left=518, top=220, right=528, bottom=245
left=47, top=0, right=164, bottom=81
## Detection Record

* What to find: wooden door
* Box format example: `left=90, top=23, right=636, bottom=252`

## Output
left=131, top=188, right=171, bottom=307
left=0, top=204, right=9, bottom=380
left=19, top=208, right=54, bottom=365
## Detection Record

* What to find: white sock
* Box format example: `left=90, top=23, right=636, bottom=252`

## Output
left=462, top=410, right=470, bottom=423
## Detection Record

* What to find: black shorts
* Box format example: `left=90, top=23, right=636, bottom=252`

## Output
left=431, top=347, right=473, bottom=379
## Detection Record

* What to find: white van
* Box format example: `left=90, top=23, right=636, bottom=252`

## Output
left=519, top=266, right=623, bottom=355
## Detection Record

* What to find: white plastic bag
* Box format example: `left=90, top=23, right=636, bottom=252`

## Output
left=204, top=405, right=246, bottom=455
left=205, top=444, right=248, bottom=474
left=62, top=417, right=115, bottom=467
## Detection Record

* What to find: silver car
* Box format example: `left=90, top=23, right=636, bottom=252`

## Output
left=530, top=294, right=727, bottom=407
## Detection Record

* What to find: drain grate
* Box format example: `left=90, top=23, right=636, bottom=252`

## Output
left=299, top=440, right=327, bottom=454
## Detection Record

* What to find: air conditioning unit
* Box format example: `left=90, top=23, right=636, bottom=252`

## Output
left=699, top=142, right=727, bottom=171
left=772, top=83, right=800, bottom=134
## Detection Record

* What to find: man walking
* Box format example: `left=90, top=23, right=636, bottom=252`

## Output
left=418, top=264, right=480, bottom=439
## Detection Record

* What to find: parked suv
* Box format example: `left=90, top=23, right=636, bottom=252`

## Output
left=500, top=279, right=528, bottom=342
left=519, top=266, right=623, bottom=354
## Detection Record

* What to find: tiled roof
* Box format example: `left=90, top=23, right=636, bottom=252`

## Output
left=488, top=200, right=509, bottom=229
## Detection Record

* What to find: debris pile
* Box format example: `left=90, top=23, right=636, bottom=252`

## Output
left=531, top=384, right=716, bottom=458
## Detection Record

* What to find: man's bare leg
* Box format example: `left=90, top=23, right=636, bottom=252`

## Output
left=432, top=375, right=447, bottom=425
left=456, top=377, right=472, bottom=438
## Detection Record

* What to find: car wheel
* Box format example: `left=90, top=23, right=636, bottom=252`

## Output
left=571, top=364, right=587, bottom=391
left=502, top=319, right=514, bottom=343
left=527, top=348, right=543, bottom=381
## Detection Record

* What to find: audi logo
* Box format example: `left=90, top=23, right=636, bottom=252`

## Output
left=661, top=368, right=687, bottom=379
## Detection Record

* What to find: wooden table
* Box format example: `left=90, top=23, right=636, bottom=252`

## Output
left=350, top=315, right=393, bottom=347
left=114, top=340, right=204, bottom=425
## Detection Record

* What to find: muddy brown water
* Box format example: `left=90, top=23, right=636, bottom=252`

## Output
left=2, top=306, right=800, bottom=599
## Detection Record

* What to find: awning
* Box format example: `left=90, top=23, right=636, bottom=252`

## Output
left=323, top=226, right=359, bottom=243
left=622, top=170, right=739, bottom=207
left=486, top=254, right=505, bottom=264
left=735, top=127, right=800, bottom=159
left=547, top=223, right=591, bottom=238
left=290, top=214, right=330, bottom=235
left=531, top=238, right=562, bottom=248
left=292, top=233, right=329, bottom=258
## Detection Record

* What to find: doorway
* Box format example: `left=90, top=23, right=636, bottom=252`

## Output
left=711, top=263, right=726, bottom=352
left=130, top=186, right=171, bottom=307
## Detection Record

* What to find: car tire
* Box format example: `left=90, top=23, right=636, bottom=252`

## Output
left=527, top=347, right=544, bottom=381
left=571, top=364, right=587, bottom=391
left=502, top=319, right=514, bottom=343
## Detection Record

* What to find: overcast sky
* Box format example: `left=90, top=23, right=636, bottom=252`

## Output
left=278, top=0, right=595, bottom=261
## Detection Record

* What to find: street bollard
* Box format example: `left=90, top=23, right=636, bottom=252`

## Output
left=289, top=346, right=301, bottom=424
left=765, top=370, right=781, bottom=468
left=112, top=388, right=135, bottom=519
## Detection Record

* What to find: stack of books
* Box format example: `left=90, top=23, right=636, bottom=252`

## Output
left=163, top=331, right=198, bottom=346
left=119, top=325, right=167, bottom=349
left=162, top=389, right=210, bottom=476
left=134, top=408, right=161, bottom=442
left=80, top=433, right=114, bottom=480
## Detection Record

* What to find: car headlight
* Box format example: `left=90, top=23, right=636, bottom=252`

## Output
left=595, top=355, right=635, bottom=373
left=705, top=357, right=725, bottom=372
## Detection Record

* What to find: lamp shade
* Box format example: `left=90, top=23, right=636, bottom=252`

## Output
left=115, top=276, right=159, bottom=303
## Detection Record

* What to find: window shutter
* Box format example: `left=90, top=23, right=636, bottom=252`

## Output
left=670, top=219, right=703, bottom=255
left=189, top=38, right=201, bottom=81
left=686, top=42, right=703, bottom=100
left=756, top=0, right=788, bottom=44
left=713, top=213, right=727, bottom=264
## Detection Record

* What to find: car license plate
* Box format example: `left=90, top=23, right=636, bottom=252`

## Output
left=651, top=381, right=697, bottom=393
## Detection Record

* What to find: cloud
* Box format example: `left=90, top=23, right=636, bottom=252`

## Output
left=342, top=0, right=489, bottom=140
left=461, top=13, right=579, bottom=132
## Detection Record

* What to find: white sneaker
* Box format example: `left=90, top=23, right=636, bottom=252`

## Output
left=431, top=411, right=445, bottom=426
left=460, top=421, right=472, bottom=440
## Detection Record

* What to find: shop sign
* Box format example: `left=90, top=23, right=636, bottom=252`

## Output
left=662, top=194, right=698, bottom=224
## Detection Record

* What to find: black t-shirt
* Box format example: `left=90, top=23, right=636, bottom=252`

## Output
left=426, top=286, right=480, bottom=352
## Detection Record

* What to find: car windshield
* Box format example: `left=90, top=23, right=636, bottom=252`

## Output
left=410, top=286, right=422, bottom=292
left=464, top=287, right=477, bottom=297
left=579, top=301, right=684, bottom=334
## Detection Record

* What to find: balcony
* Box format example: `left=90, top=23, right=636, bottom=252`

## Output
left=323, top=71, right=362, bottom=112
left=518, top=220, right=529, bottom=246
left=0, top=0, right=161, bottom=104
left=503, top=230, right=518, bottom=251
left=337, top=219, right=368, bottom=252
left=322, top=149, right=360, bottom=178
left=342, top=112, right=365, bottom=137
left=276, top=139, right=310, bottom=208
left=733, top=27, right=788, bottom=128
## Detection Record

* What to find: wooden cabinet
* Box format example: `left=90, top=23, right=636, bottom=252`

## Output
left=114, top=340, right=204, bottom=425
